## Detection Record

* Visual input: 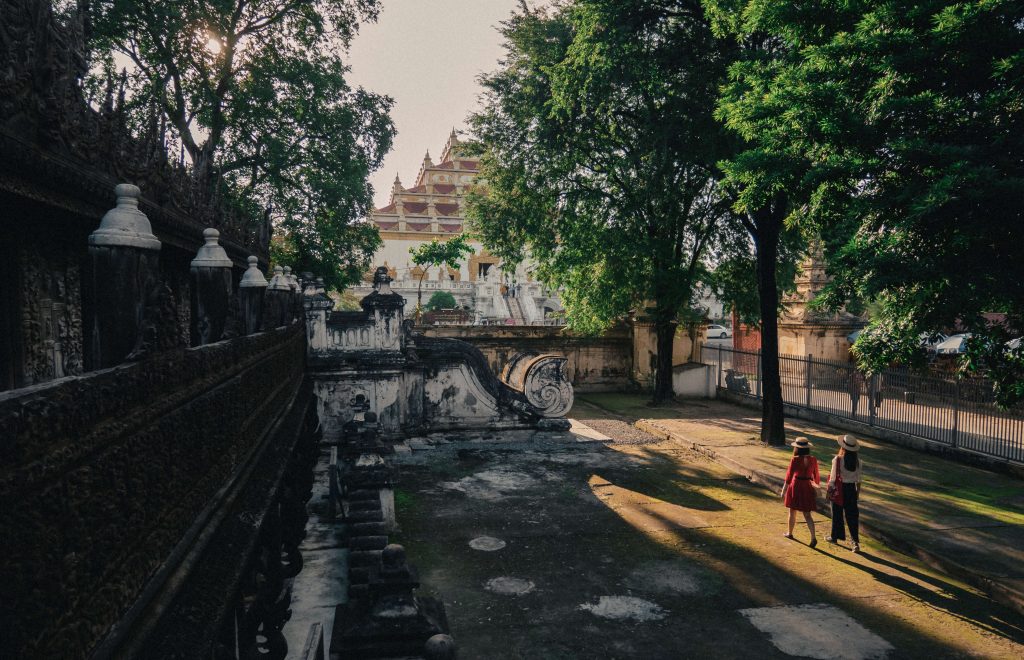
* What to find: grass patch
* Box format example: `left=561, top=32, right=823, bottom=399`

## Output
left=394, top=487, right=415, bottom=513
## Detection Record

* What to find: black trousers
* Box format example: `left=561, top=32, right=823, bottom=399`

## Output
left=830, top=483, right=860, bottom=543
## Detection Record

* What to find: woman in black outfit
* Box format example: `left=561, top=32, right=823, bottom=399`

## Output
left=826, top=435, right=863, bottom=553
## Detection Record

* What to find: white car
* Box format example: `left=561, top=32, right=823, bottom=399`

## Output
left=934, top=333, right=971, bottom=355
left=707, top=324, right=732, bottom=339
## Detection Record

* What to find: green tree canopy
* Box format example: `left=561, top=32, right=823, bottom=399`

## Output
left=467, top=0, right=732, bottom=402
left=87, top=0, right=395, bottom=290
left=409, top=235, right=475, bottom=272
left=409, top=235, right=475, bottom=313
left=425, top=291, right=458, bottom=311
left=707, top=0, right=1024, bottom=403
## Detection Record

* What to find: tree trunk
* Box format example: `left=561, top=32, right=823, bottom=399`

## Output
left=416, top=271, right=425, bottom=322
left=753, top=214, right=786, bottom=446
left=652, top=318, right=677, bottom=404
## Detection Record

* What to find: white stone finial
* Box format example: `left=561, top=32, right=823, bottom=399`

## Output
left=267, top=264, right=291, bottom=290
left=90, top=183, right=161, bottom=250
left=190, top=227, right=232, bottom=267
left=240, top=255, right=269, bottom=288
left=283, top=265, right=300, bottom=292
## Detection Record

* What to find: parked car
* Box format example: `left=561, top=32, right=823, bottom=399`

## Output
left=920, top=332, right=949, bottom=351
left=707, top=324, right=732, bottom=339
left=933, top=333, right=971, bottom=355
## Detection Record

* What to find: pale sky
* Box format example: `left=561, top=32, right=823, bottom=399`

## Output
left=346, top=0, right=521, bottom=208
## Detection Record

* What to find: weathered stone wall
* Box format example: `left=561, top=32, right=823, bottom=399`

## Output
left=778, top=320, right=858, bottom=363
left=0, top=326, right=305, bottom=658
left=630, top=322, right=696, bottom=389
left=420, top=325, right=634, bottom=392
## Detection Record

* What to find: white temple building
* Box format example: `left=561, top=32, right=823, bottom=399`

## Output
left=348, top=130, right=563, bottom=324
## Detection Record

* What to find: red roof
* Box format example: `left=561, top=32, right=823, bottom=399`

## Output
left=459, top=160, right=479, bottom=170
left=406, top=185, right=428, bottom=193
left=376, top=203, right=396, bottom=213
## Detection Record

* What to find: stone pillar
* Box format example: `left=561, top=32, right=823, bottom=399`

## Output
left=361, top=267, right=406, bottom=352
left=85, top=183, right=161, bottom=370
left=303, top=273, right=335, bottom=352
left=189, top=228, right=233, bottom=346
left=239, top=256, right=268, bottom=335
left=265, top=265, right=292, bottom=328
left=284, top=266, right=301, bottom=322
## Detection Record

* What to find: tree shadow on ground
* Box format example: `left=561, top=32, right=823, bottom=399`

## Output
left=394, top=437, right=1024, bottom=657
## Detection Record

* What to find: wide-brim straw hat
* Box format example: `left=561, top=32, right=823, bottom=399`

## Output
left=838, top=435, right=860, bottom=452
left=791, top=437, right=813, bottom=449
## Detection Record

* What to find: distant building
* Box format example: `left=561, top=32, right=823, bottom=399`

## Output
left=350, top=130, right=563, bottom=324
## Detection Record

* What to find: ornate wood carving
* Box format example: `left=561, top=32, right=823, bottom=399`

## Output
left=0, top=0, right=268, bottom=259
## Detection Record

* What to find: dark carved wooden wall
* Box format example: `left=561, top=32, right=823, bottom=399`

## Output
left=0, top=325, right=306, bottom=657
left=0, top=4, right=318, bottom=657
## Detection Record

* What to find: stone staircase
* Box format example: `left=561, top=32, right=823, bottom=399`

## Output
left=505, top=296, right=528, bottom=324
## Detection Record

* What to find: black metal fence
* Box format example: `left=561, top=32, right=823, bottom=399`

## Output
left=700, top=345, right=1024, bottom=463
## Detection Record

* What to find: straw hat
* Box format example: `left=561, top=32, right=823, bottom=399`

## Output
left=838, top=435, right=860, bottom=452
left=790, top=437, right=813, bottom=449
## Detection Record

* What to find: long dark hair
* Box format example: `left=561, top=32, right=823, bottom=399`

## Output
left=843, top=451, right=859, bottom=471
left=795, top=447, right=810, bottom=457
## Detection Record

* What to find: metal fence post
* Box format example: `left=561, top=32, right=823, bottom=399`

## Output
left=952, top=378, right=960, bottom=448
left=756, top=351, right=762, bottom=400
left=718, top=344, right=723, bottom=389
left=869, top=373, right=877, bottom=427
left=805, top=354, right=813, bottom=408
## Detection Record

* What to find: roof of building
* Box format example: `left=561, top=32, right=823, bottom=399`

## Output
left=368, top=133, right=483, bottom=235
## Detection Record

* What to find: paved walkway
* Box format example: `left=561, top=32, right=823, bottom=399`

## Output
left=576, top=394, right=1024, bottom=619
left=390, top=416, right=1024, bottom=658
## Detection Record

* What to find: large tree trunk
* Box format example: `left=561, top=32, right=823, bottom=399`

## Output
left=753, top=214, right=786, bottom=446
left=652, top=318, right=677, bottom=404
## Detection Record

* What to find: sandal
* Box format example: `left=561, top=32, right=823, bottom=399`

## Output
left=851, top=543, right=861, bottom=553
left=783, top=533, right=794, bottom=539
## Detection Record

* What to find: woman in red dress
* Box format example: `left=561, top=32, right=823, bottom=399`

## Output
left=781, top=437, right=820, bottom=547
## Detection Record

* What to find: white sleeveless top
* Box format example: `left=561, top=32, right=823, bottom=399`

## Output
left=830, top=455, right=863, bottom=485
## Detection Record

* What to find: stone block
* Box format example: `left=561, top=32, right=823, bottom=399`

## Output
left=329, top=594, right=449, bottom=659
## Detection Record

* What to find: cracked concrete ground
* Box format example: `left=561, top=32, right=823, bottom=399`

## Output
left=389, top=417, right=1024, bottom=659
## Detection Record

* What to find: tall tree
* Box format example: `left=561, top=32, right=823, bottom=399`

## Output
left=701, top=0, right=813, bottom=444
left=467, top=0, right=731, bottom=402
left=87, top=0, right=394, bottom=290
left=709, top=0, right=1024, bottom=405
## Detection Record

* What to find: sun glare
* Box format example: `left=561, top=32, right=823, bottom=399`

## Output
left=205, top=35, right=222, bottom=56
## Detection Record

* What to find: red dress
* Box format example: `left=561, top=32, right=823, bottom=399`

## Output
left=783, top=456, right=820, bottom=511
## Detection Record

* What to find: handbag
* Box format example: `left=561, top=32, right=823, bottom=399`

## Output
left=827, top=458, right=844, bottom=506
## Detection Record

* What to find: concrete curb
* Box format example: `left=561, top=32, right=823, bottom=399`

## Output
left=634, top=418, right=1024, bottom=619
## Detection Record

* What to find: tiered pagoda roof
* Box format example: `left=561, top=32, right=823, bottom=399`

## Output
left=368, top=129, right=480, bottom=239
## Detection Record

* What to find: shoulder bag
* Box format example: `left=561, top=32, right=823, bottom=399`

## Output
left=827, top=458, right=844, bottom=506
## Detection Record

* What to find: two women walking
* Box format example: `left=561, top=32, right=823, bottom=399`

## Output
left=781, top=435, right=864, bottom=552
